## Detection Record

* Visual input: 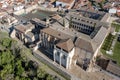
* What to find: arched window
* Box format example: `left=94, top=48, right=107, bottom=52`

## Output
left=57, top=52, right=60, bottom=56
left=62, top=55, right=66, bottom=60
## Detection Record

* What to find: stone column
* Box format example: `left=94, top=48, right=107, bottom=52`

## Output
left=60, top=52, right=62, bottom=66
left=44, top=33, right=46, bottom=47
left=66, top=57, right=70, bottom=69
left=46, top=34, right=48, bottom=48
left=40, top=32, right=42, bottom=46
left=54, top=52, right=56, bottom=62
left=53, top=46, right=56, bottom=62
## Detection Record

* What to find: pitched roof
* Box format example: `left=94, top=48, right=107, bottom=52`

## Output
left=93, top=26, right=108, bottom=45
left=51, top=14, right=62, bottom=20
left=15, top=24, right=26, bottom=33
left=15, top=23, right=34, bottom=33
left=31, top=18, right=46, bottom=25
left=106, top=60, right=120, bottom=76
left=41, top=27, right=74, bottom=40
left=75, top=38, right=94, bottom=53
left=56, top=39, right=74, bottom=52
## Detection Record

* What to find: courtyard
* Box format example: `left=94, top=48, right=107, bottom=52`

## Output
left=101, top=23, right=120, bottom=65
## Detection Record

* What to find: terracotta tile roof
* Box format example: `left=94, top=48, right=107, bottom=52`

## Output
left=56, top=39, right=74, bottom=52
left=16, top=0, right=24, bottom=3
left=57, top=0, right=74, bottom=4
left=117, top=8, right=120, bottom=16
left=0, top=2, right=2, bottom=7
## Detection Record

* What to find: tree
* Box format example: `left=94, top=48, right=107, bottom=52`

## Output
left=15, top=60, right=24, bottom=76
left=20, top=77, right=30, bottom=80
left=0, top=34, right=55, bottom=80
left=46, top=74, right=54, bottom=80
left=0, top=50, right=14, bottom=65
left=20, top=48, right=31, bottom=61
left=0, top=64, right=14, bottom=80
left=37, top=67, right=46, bottom=79
left=1, top=38, right=12, bottom=48
left=15, top=76, right=20, bottom=80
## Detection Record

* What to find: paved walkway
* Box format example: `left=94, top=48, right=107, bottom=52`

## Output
left=68, top=64, right=118, bottom=80
left=111, top=33, right=119, bottom=50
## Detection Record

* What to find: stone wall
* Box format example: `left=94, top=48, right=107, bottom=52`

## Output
left=33, top=52, right=71, bottom=80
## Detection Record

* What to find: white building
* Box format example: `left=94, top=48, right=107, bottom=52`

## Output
left=54, top=39, right=75, bottom=69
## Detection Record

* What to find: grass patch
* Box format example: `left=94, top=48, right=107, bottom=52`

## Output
left=101, top=33, right=114, bottom=51
left=112, top=23, right=120, bottom=32
left=112, top=41, right=120, bottom=65
left=101, top=33, right=120, bottom=65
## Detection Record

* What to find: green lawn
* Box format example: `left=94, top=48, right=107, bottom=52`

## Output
left=112, top=41, right=120, bottom=65
left=112, top=23, right=120, bottom=32
left=101, top=41, right=120, bottom=65
left=101, top=34, right=114, bottom=51
left=101, top=33, right=120, bottom=65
